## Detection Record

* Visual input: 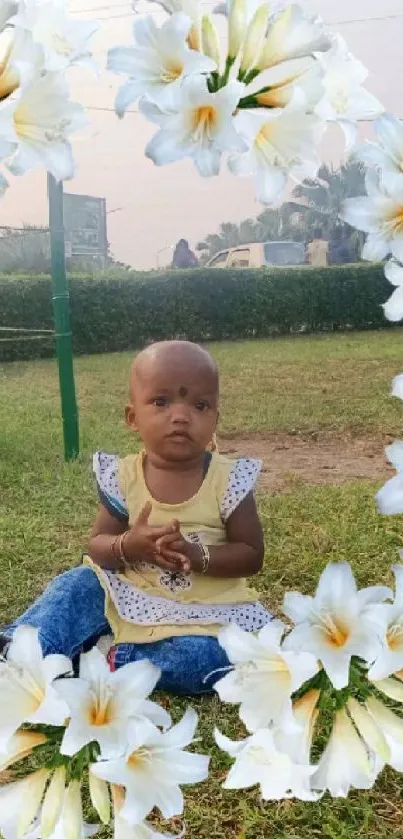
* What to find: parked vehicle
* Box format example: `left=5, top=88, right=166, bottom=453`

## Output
left=206, top=241, right=305, bottom=269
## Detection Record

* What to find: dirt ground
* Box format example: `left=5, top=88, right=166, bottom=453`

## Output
left=218, top=431, right=395, bottom=494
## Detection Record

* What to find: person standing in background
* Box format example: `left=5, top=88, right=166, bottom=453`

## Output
left=306, top=228, right=329, bottom=267
left=172, top=239, right=198, bottom=269
left=330, top=226, right=352, bottom=264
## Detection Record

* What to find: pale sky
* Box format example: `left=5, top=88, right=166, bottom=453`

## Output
left=1, top=0, right=402, bottom=268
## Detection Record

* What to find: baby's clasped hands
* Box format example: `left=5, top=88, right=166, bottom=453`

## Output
left=121, top=502, right=189, bottom=573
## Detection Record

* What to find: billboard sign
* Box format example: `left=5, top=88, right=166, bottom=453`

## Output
left=63, top=193, right=107, bottom=258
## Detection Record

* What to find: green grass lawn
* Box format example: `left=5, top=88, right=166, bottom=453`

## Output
left=2, top=330, right=403, bottom=837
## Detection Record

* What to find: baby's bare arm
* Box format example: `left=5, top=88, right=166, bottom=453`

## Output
left=89, top=505, right=127, bottom=570
left=157, top=494, right=264, bottom=578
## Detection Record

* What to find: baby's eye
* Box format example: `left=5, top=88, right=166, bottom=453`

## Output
left=153, top=396, right=168, bottom=408
left=195, top=400, right=210, bottom=412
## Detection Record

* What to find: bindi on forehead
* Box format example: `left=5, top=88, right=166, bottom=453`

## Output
left=179, top=386, right=188, bottom=398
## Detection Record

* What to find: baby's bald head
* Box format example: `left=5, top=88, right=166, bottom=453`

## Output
left=126, top=341, right=219, bottom=460
left=129, top=341, right=219, bottom=403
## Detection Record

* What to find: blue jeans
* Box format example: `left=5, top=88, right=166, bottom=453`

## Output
left=4, top=566, right=230, bottom=695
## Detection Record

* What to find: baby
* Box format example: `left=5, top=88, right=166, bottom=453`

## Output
left=1, top=341, right=271, bottom=694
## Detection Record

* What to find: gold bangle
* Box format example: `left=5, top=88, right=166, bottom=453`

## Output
left=119, top=531, right=130, bottom=567
left=199, top=542, right=210, bottom=574
left=112, top=531, right=130, bottom=570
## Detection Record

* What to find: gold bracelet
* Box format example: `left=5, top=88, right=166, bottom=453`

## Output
left=199, top=542, right=210, bottom=574
left=112, top=531, right=130, bottom=571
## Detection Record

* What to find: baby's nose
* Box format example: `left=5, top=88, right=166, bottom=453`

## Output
left=171, top=404, right=190, bottom=423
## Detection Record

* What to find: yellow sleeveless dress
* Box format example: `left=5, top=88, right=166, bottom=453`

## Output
left=85, top=450, right=270, bottom=644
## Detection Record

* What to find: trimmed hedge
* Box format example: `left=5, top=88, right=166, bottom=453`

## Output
left=0, top=263, right=393, bottom=362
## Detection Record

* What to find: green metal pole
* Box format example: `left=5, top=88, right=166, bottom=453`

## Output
left=47, top=173, right=79, bottom=461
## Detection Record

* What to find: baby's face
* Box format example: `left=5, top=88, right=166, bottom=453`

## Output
left=126, top=351, right=219, bottom=462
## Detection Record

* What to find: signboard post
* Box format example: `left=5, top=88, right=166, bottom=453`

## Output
left=47, top=174, right=79, bottom=461
left=63, top=193, right=108, bottom=267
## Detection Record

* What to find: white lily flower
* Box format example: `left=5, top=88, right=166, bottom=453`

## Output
left=216, top=621, right=318, bottom=732
left=392, top=373, right=403, bottom=399
left=91, top=709, right=209, bottom=825
left=63, top=782, right=85, bottom=839
left=367, top=696, right=403, bottom=771
left=0, top=71, right=86, bottom=181
left=134, top=0, right=200, bottom=48
left=252, top=60, right=324, bottom=111
left=108, top=14, right=215, bottom=117
left=3, top=799, right=100, bottom=839
left=112, top=785, right=182, bottom=839
left=274, top=689, right=320, bottom=764
left=227, top=0, right=246, bottom=59
left=258, top=4, right=330, bottom=71
left=365, top=566, right=403, bottom=680
left=44, top=790, right=99, bottom=839
left=0, top=626, right=70, bottom=751
left=382, top=260, right=403, bottom=322
left=316, top=35, right=383, bottom=150
left=228, top=99, right=323, bottom=206
left=358, top=115, right=403, bottom=181
left=0, top=768, right=50, bottom=839
left=240, top=3, right=269, bottom=74
left=56, top=646, right=169, bottom=760
left=347, top=697, right=390, bottom=764
left=13, top=0, right=98, bottom=73
left=376, top=441, right=403, bottom=514
left=283, top=562, right=391, bottom=689
left=89, top=771, right=110, bottom=825
left=311, top=708, right=376, bottom=796
left=0, top=0, right=16, bottom=32
left=143, top=76, right=245, bottom=177
left=343, top=172, right=403, bottom=263
left=201, top=15, right=220, bottom=67
left=0, top=28, right=42, bottom=103
left=0, top=728, right=47, bottom=773
left=137, top=0, right=198, bottom=20
left=215, top=727, right=317, bottom=800
left=41, top=767, right=66, bottom=839
left=372, top=677, right=403, bottom=703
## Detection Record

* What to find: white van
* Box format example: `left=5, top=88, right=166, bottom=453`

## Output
left=206, top=241, right=305, bottom=269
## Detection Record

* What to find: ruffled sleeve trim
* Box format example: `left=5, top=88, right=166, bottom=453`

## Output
left=220, top=457, right=262, bottom=521
left=93, top=451, right=129, bottom=522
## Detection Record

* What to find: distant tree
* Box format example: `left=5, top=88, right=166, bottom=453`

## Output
left=197, top=204, right=303, bottom=261
left=0, top=225, right=132, bottom=274
left=0, top=225, right=51, bottom=273
left=293, top=161, right=366, bottom=260
left=197, top=161, right=367, bottom=263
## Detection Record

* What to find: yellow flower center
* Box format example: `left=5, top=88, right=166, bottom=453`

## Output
left=161, top=61, right=183, bottom=83
left=6, top=666, right=45, bottom=714
left=191, top=105, right=217, bottom=140
left=315, top=612, right=350, bottom=648
left=332, top=90, right=349, bottom=115
left=255, top=123, right=287, bottom=167
left=387, top=624, right=403, bottom=650
left=87, top=693, right=115, bottom=726
left=0, top=42, right=19, bottom=102
left=53, top=33, right=73, bottom=57
left=127, top=747, right=152, bottom=768
left=385, top=205, right=403, bottom=236
left=13, top=105, right=69, bottom=143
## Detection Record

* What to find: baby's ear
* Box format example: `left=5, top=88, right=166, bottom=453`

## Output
left=125, top=403, right=139, bottom=432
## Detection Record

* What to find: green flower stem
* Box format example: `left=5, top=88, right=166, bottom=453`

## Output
left=207, top=71, right=220, bottom=93
left=240, top=67, right=261, bottom=86
left=221, top=55, right=235, bottom=87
